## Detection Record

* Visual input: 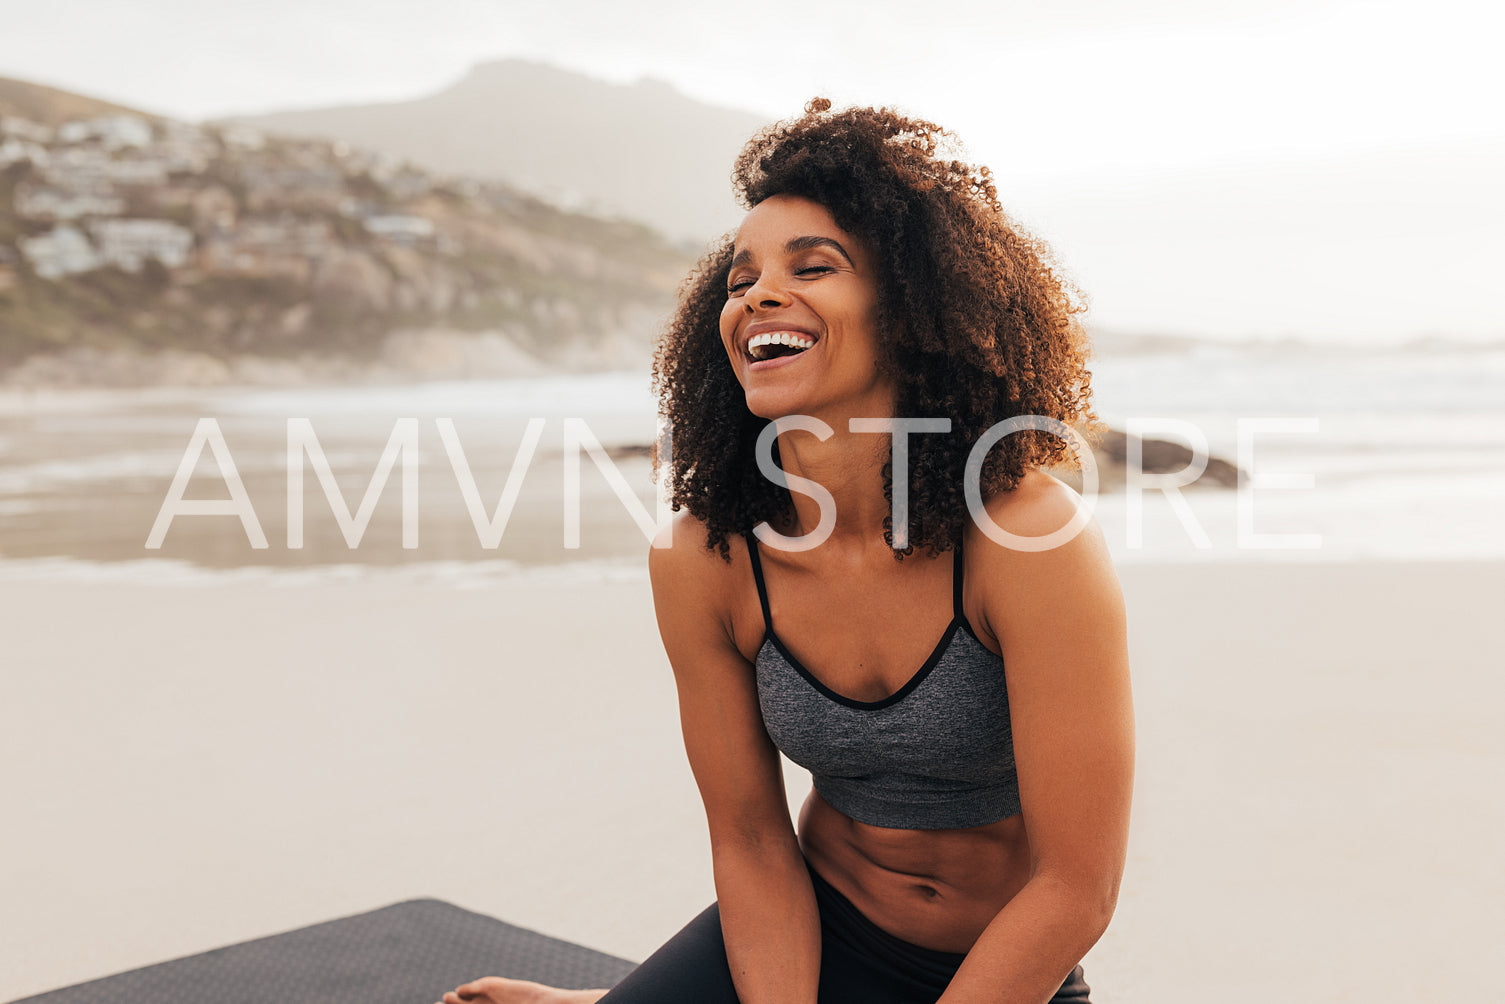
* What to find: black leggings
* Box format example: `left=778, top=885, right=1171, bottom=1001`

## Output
left=598, top=862, right=1091, bottom=1003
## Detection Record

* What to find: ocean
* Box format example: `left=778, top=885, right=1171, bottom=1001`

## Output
left=0, top=338, right=1501, bottom=582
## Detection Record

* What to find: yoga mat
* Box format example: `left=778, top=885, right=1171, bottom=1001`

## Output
left=8, top=899, right=636, bottom=1004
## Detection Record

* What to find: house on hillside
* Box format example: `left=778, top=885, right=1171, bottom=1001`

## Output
left=199, top=217, right=334, bottom=281
left=88, top=219, right=195, bottom=271
left=0, top=116, right=53, bottom=143
left=362, top=213, right=435, bottom=248
left=57, top=115, right=153, bottom=150
left=13, top=185, right=127, bottom=221
left=0, top=138, right=48, bottom=168
left=101, top=158, right=170, bottom=187
left=19, top=225, right=101, bottom=279
left=41, top=146, right=114, bottom=189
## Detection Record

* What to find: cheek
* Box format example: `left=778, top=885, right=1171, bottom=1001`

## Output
left=718, top=304, right=741, bottom=358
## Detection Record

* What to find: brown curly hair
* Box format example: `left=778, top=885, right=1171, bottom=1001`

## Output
left=651, top=98, right=1099, bottom=560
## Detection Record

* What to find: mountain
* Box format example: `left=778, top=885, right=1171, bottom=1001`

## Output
left=223, top=59, right=773, bottom=246
left=0, top=75, right=150, bottom=126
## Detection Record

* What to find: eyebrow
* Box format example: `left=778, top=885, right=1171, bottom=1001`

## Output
left=730, top=235, right=855, bottom=270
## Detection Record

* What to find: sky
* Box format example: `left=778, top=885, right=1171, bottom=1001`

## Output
left=2, top=0, right=1501, bottom=342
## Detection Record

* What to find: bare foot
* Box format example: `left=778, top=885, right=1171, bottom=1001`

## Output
left=435, top=976, right=609, bottom=1004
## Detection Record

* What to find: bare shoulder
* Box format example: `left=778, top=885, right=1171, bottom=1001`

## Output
left=649, top=510, right=742, bottom=588
left=648, top=510, right=750, bottom=643
left=974, top=468, right=1092, bottom=540
left=964, top=468, right=1123, bottom=640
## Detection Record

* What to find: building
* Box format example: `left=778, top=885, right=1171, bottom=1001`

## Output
left=56, top=114, right=153, bottom=150
left=41, top=146, right=114, bottom=189
left=19, top=225, right=101, bottom=279
left=37, top=147, right=172, bottom=189
left=0, top=138, right=49, bottom=168
left=88, top=219, right=195, bottom=271
left=101, top=158, right=170, bottom=186
left=13, top=185, right=127, bottom=221
left=199, top=218, right=334, bottom=280
left=0, top=116, right=53, bottom=143
left=363, top=213, right=436, bottom=247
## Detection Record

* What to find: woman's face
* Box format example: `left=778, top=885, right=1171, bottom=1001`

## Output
left=719, top=194, right=895, bottom=421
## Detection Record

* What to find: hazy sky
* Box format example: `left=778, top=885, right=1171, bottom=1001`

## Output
left=2, top=0, right=1501, bottom=341
left=3, top=1, right=1496, bottom=174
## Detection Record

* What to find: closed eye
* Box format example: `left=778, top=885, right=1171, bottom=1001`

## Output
left=726, top=265, right=836, bottom=296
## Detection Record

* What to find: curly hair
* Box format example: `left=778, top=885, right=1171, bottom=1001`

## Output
left=651, top=97, right=1099, bottom=560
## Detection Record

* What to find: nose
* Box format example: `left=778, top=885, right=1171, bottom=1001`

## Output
left=742, top=270, right=791, bottom=311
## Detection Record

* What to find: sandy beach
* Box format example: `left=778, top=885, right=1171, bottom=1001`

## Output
left=1, top=558, right=1501, bottom=1003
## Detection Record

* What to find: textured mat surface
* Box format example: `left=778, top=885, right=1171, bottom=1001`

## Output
left=9, top=899, right=637, bottom=1004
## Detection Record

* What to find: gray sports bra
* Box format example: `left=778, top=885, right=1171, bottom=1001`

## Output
left=745, top=531, right=1021, bottom=830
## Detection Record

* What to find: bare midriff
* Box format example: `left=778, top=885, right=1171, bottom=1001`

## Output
left=797, top=788, right=1032, bottom=954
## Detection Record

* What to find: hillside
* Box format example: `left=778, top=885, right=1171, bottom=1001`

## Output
left=225, top=59, right=772, bottom=244
left=0, top=77, right=692, bottom=385
left=0, top=75, right=148, bottom=126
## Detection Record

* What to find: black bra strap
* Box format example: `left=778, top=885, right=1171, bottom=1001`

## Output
left=744, top=530, right=774, bottom=631
left=952, top=537, right=966, bottom=619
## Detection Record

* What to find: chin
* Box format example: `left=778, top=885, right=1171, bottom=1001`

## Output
left=741, top=394, right=786, bottom=421
left=741, top=386, right=809, bottom=421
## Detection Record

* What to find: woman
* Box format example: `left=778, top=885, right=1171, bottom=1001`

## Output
left=441, top=99, right=1133, bottom=1004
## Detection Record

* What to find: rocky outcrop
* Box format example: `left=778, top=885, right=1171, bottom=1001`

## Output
left=1051, top=427, right=1242, bottom=492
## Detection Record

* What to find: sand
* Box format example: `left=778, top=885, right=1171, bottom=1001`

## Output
left=2, top=559, right=1502, bottom=1003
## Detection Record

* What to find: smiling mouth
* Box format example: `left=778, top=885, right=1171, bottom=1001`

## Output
left=747, top=331, right=817, bottom=362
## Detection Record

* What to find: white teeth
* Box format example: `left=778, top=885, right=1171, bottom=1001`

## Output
left=747, top=331, right=816, bottom=360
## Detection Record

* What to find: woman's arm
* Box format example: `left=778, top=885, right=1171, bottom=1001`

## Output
left=648, top=515, right=821, bottom=1003
left=940, top=472, right=1135, bottom=1004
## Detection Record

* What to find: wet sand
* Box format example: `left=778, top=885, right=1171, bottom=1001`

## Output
left=2, top=559, right=1501, bottom=1003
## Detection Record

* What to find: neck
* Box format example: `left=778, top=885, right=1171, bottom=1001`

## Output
left=775, top=415, right=899, bottom=549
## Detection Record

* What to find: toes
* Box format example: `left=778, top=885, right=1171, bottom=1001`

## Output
left=439, top=977, right=511, bottom=1004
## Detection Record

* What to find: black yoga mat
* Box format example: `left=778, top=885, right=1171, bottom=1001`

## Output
left=8, top=898, right=637, bottom=1004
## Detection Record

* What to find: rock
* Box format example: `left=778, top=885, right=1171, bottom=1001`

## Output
left=1051, top=427, right=1242, bottom=492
